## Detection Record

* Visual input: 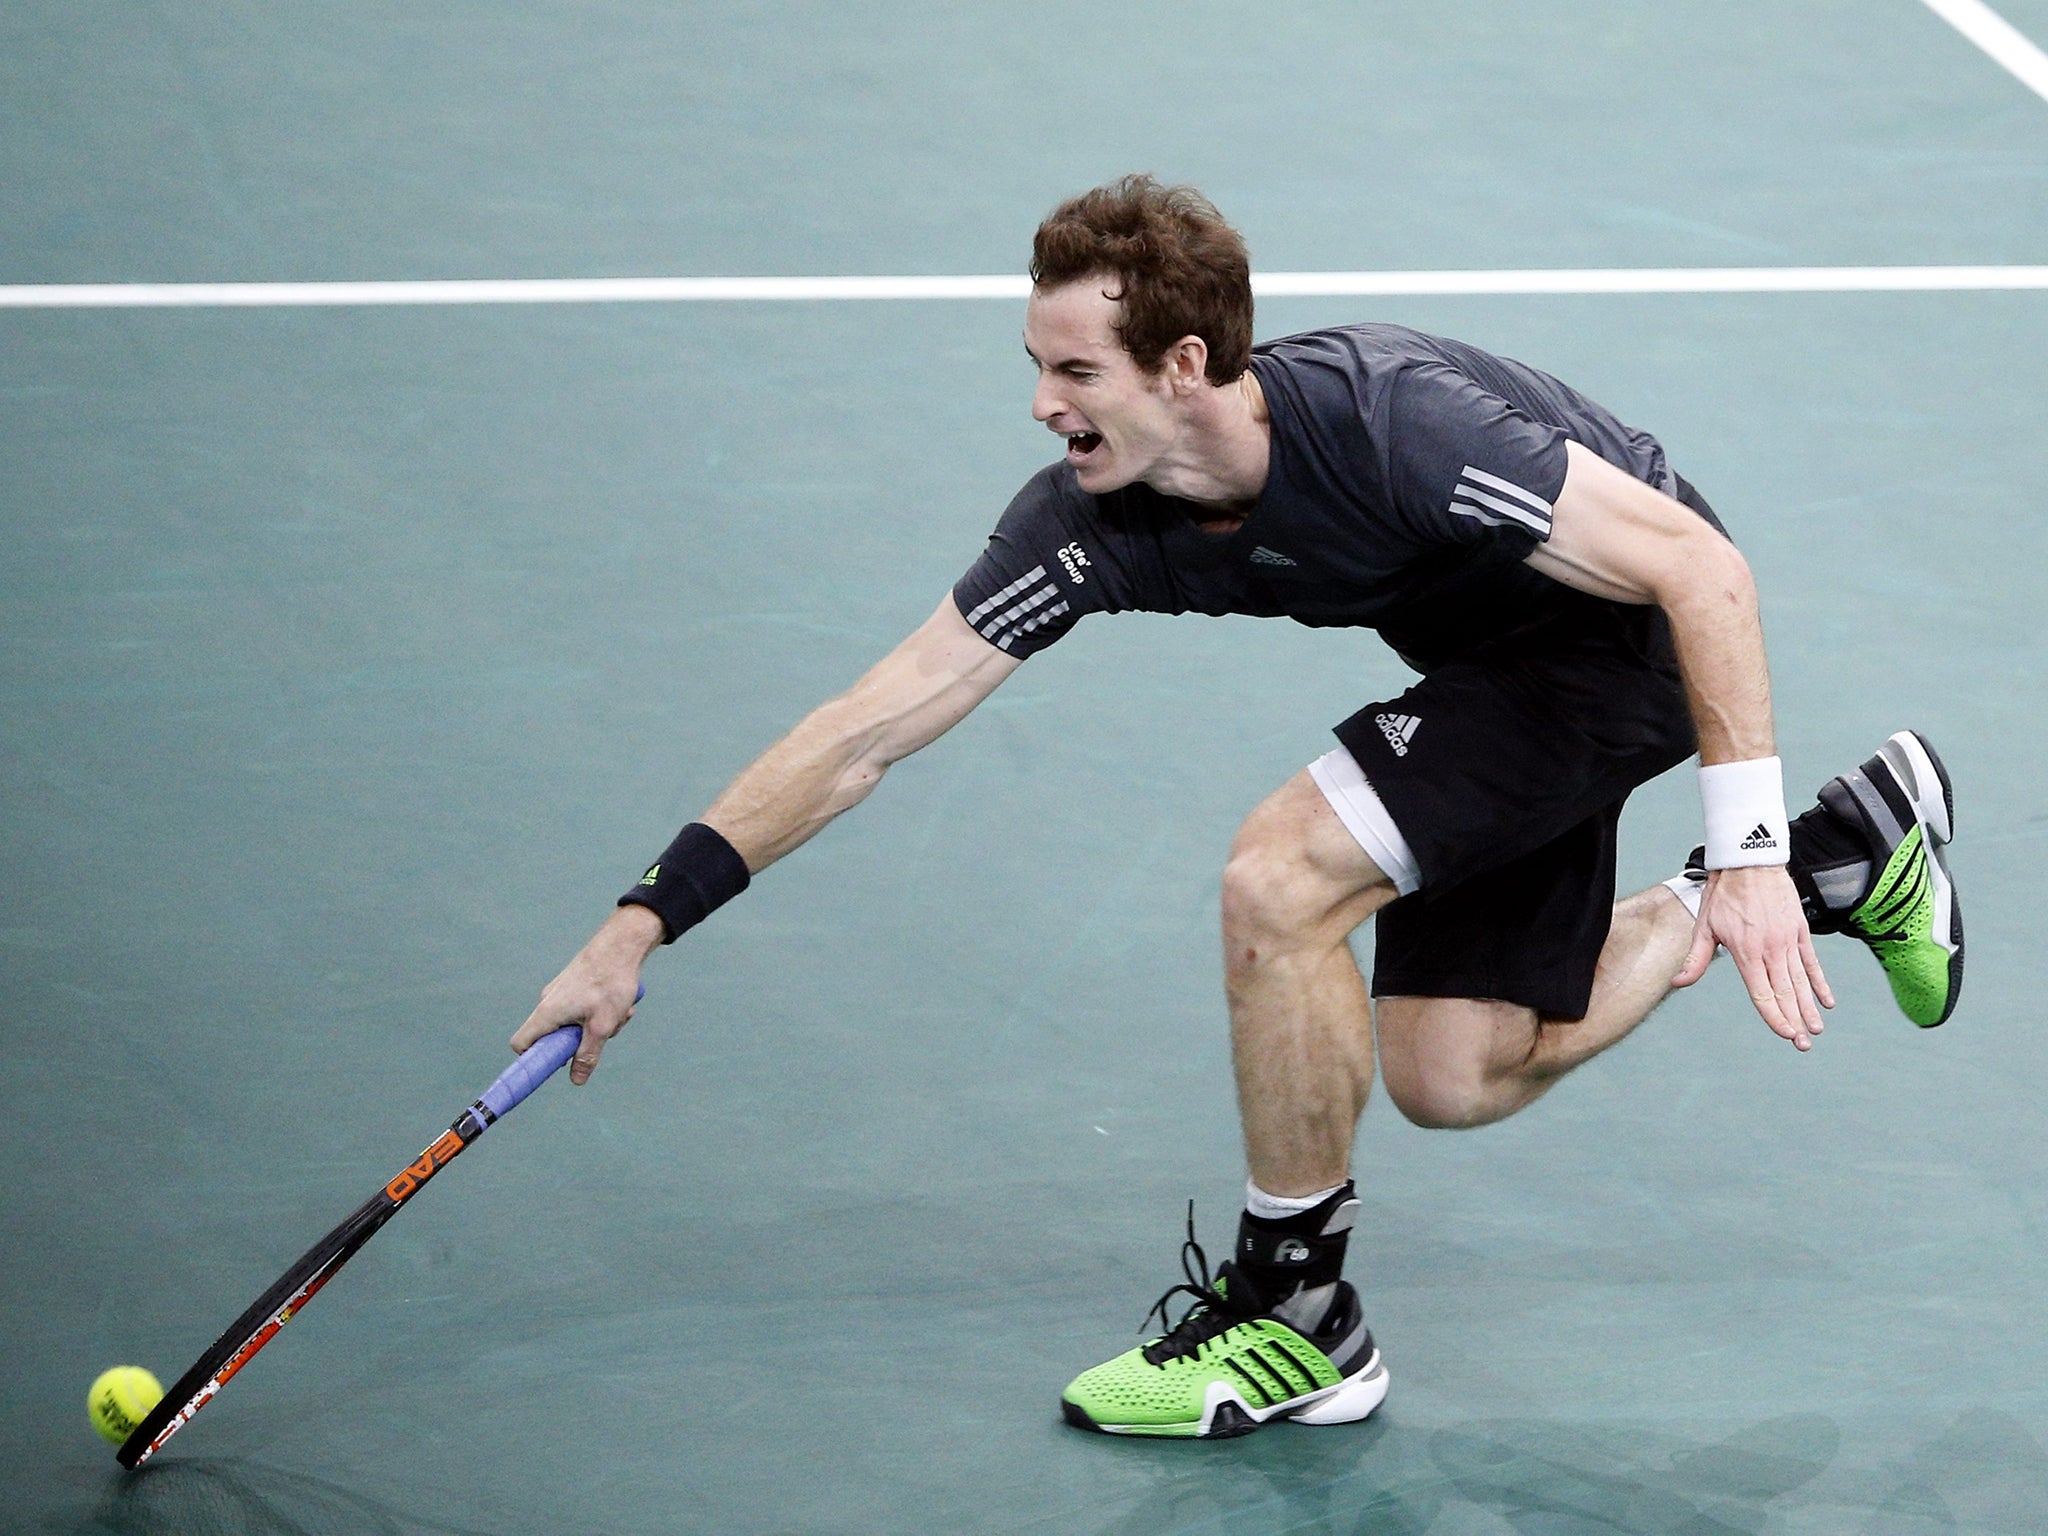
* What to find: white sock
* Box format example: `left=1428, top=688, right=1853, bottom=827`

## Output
left=1245, top=1179, right=1348, bottom=1221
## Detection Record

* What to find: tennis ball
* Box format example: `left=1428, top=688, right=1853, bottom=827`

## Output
left=87, top=1366, right=163, bottom=1446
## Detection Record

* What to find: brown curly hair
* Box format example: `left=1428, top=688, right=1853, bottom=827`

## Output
left=1029, top=176, right=1253, bottom=385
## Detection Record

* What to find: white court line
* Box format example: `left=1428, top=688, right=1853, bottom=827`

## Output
left=4, top=267, right=2048, bottom=308
left=1919, top=0, right=2048, bottom=104
left=1253, top=266, right=2048, bottom=295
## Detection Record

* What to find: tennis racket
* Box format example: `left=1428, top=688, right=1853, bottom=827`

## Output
left=116, top=992, right=638, bottom=1469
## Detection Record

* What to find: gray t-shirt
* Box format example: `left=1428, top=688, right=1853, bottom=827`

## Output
left=953, top=323, right=1719, bottom=671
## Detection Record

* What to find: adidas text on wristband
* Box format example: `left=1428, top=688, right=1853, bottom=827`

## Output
left=618, top=822, right=751, bottom=943
left=1698, top=756, right=1790, bottom=869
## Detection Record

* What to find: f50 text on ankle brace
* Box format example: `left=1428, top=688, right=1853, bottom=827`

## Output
left=618, top=822, right=751, bottom=942
left=1698, top=756, right=1790, bottom=869
left=1237, top=1181, right=1359, bottom=1293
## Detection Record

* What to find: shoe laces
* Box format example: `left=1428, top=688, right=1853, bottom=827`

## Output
left=1139, top=1202, right=1257, bottom=1366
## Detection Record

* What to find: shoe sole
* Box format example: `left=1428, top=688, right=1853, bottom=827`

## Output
left=1060, top=1351, right=1389, bottom=1440
left=1286, top=1353, right=1392, bottom=1426
left=1874, top=730, right=1963, bottom=1027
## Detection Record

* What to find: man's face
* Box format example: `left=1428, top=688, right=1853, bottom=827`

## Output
left=1023, top=279, right=1180, bottom=494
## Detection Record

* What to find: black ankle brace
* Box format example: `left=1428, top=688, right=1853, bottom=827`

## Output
left=1789, top=801, right=1875, bottom=935
left=1235, top=1182, right=1358, bottom=1295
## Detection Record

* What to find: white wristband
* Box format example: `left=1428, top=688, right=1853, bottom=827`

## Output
left=1698, top=756, right=1790, bottom=869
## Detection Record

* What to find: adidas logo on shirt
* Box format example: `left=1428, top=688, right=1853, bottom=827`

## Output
left=1375, top=712, right=1421, bottom=756
left=1249, top=546, right=1297, bottom=567
left=1738, top=823, right=1779, bottom=852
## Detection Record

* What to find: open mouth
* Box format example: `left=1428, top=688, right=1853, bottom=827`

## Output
left=1065, top=431, right=1104, bottom=462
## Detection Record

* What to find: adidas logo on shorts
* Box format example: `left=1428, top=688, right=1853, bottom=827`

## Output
left=1375, top=712, right=1421, bottom=756
left=1249, top=545, right=1298, bottom=567
left=1739, top=823, right=1779, bottom=852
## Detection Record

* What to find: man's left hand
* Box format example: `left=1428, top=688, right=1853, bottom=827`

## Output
left=1672, top=864, right=1834, bottom=1049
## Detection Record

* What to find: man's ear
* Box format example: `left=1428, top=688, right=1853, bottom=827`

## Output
left=1164, top=334, right=1209, bottom=394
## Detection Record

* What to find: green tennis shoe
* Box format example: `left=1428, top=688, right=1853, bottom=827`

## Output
left=1061, top=1214, right=1387, bottom=1439
left=1820, top=731, right=1962, bottom=1027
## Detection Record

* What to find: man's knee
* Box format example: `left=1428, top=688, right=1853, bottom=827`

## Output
left=1222, top=778, right=1390, bottom=949
left=1381, top=1055, right=1495, bottom=1130
left=1377, top=996, right=1541, bottom=1130
left=1221, top=834, right=1318, bottom=944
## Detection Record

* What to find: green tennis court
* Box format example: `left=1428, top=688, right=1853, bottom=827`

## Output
left=6, top=3, right=2047, bottom=1530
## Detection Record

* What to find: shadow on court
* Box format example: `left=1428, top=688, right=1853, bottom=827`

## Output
left=1077, top=1409, right=2048, bottom=1535
left=54, top=1460, right=504, bottom=1536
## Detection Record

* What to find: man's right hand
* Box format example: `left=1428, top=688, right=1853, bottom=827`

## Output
left=511, top=904, right=666, bottom=1084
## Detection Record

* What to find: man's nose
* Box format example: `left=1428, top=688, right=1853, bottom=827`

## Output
left=1032, top=374, right=1063, bottom=423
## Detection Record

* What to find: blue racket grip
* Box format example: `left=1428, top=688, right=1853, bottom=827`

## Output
left=479, top=982, right=644, bottom=1121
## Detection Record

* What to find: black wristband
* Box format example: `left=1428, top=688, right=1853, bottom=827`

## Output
left=617, top=822, right=751, bottom=944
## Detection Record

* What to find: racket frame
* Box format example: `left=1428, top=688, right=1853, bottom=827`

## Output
left=116, top=1018, right=595, bottom=1468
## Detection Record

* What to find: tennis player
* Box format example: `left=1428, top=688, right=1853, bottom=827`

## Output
left=514, top=176, right=1962, bottom=1439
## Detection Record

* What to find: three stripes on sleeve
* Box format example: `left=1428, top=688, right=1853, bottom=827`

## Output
left=1447, top=464, right=1553, bottom=540
left=963, top=565, right=1071, bottom=651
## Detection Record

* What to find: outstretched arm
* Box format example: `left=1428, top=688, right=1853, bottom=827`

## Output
left=513, top=595, right=1020, bottom=1080
left=696, top=595, right=1022, bottom=868
left=1528, top=441, right=1832, bottom=1049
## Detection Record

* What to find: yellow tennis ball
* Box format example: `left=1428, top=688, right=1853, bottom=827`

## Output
left=87, top=1366, right=163, bottom=1446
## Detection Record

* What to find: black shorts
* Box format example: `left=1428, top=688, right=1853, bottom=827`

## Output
left=1332, top=595, right=1698, bottom=1021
